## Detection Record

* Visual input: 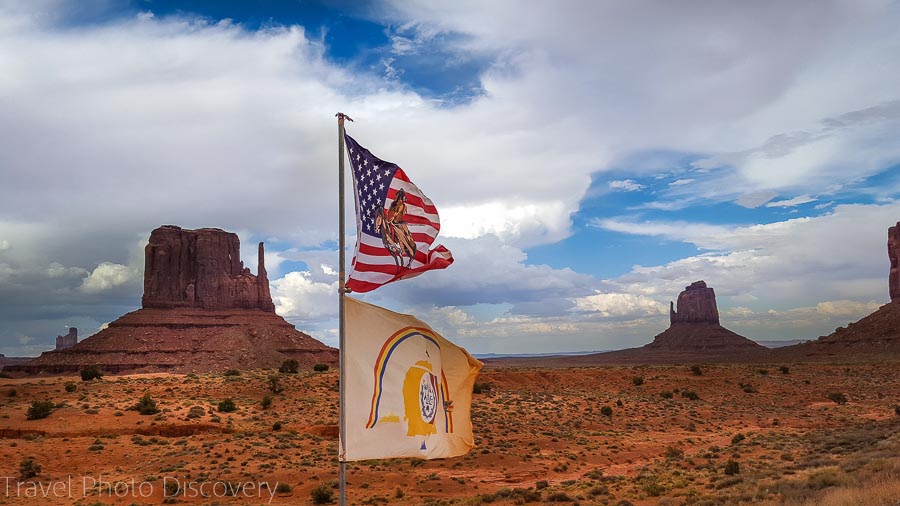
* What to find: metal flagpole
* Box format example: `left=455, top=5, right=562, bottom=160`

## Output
left=336, top=112, right=352, bottom=506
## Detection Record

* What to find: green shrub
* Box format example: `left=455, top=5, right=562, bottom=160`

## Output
left=664, top=446, right=684, bottom=460
left=826, top=392, right=848, bottom=405
left=268, top=375, right=283, bottom=394
left=272, top=421, right=283, bottom=431
left=279, top=359, right=300, bottom=374
left=779, top=366, right=790, bottom=374
left=186, top=406, right=205, bottom=419
left=546, top=491, right=572, bottom=502
left=311, top=484, right=334, bottom=504
left=80, top=366, right=103, bottom=381
left=261, top=395, right=273, bottom=410
left=473, top=382, right=492, bottom=394
left=223, top=369, right=241, bottom=377
left=19, top=458, right=41, bottom=480
left=681, top=390, right=700, bottom=401
left=731, top=433, right=746, bottom=444
left=632, top=376, right=644, bottom=386
left=724, top=459, right=740, bottom=475
left=275, top=482, right=292, bottom=494
left=757, top=368, right=769, bottom=375
left=600, top=406, right=613, bottom=416
left=535, top=480, right=549, bottom=490
left=134, top=393, right=160, bottom=415
left=690, top=365, right=703, bottom=376
left=218, top=398, right=237, bottom=413
left=26, top=400, right=55, bottom=420
left=313, top=363, right=329, bottom=372
left=895, top=405, right=900, bottom=416
left=660, top=391, right=673, bottom=399
left=64, top=382, right=77, bottom=393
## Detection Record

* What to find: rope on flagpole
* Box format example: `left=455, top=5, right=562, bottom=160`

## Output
left=336, top=112, right=352, bottom=506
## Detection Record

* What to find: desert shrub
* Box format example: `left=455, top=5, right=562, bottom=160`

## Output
left=731, top=433, right=746, bottom=445
left=642, top=482, right=665, bottom=497
left=134, top=393, right=159, bottom=415
left=186, top=406, right=205, bottom=419
left=660, top=391, right=673, bottom=399
left=26, top=400, right=55, bottom=420
left=473, top=382, right=492, bottom=394
left=80, top=366, right=103, bottom=381
left=757, top=368, right=769, bottom=375
left=632, top=376, right=644, bottom=386
left=7, top=389, right=16, bottom=397
left=261, top=395, right=273, bottom=410
left=664, top=446, right=684, bottom=460
left=268, top=375, right=283, bottom=393
left=600, top=406, right=613, bottom=416
left=272, top=421, right=283, bottom=431
left=690, top=365, right=703, bottom=376
left=535, top=480, right=549, bottom=490
left=313, top=363, right=329, bottom=372
left=275, top=482, right=292, bottom=494
left=779, top=365, right=790, bottom=374
left=895, top=405, right=900, bottom=416
left=311, top=484, right=334, bottom=504
left=218, top=398, right=236, bottom=413
left=587, top=485, right=608, bottom=497
left=19, top=458, right=41, bottom=480
left=806, top=467, right=852, bottom=490
left=395, top=488, right=405, bottom=499
left=826, top=392, right=848, bottom=405
left=681, top=390, right=700, bottom=401
left=279, top=359, right=300, bottom=374
left=724, top=459, right=740, bottom=475
left=223, top=369, right=241, bottom=377
left=546, top=491, right=572, bottom=502
left=64, top=382, right=77, bottom=393
left=740, top=383, right=757, bottom=393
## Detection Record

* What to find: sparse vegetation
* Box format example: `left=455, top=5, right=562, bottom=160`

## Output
left=64, top=382, right=77, bottom=393
left=268, top=375, right=283, bottom=393
left=134, top=393, right=160, bottom=415
left=690, top=365, right=703, bottom=375
left=724, top=459, right=740, bottom=475
left=279, top=359, right=300, bottom=374
left=218, top=398, right=237, bottom=413
left=681, top=390, right=700, bottom=401
left=223, top=369, right=241, bottom=376
left=80, top=366, right=103, bottom=381
left=660, top=390, right=673, bottom=399
left=473, top=382, right=493, bottom=394
left=261, top=395, right=273, bottom=410
left=26, top=400, right=55, bottom=420
left=731, top=433, right=746, bottom=445
left=779, top=365, right=790, bottom=374
left=313, top=363, right=330, bottom=372
left=827, top=392, right=848, bottom=404
left=632, top=376, right=644, bottom=386
left=311, top=483, right=334, bottom=504
left=19, top=458, right=41, bottom=480
left=600, top=405, right=613, bottom=416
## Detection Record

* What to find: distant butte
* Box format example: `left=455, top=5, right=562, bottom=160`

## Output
left=7, top=226, right=337, bottom=375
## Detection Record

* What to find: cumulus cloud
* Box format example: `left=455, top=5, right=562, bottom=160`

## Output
left=572, top=292, right=667, bottom=318
left=80, top=262, right=139, bottom=293
left=271, top=269, right=337, bottom=322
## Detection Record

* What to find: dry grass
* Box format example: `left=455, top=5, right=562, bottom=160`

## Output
left=794, top=474, right=900, bottom=506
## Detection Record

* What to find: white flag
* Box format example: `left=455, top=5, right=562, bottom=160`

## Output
left=342, top=297, right=482, bottom=461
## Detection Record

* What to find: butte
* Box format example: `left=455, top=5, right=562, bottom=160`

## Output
left=8, top=226, right=337, bottom=374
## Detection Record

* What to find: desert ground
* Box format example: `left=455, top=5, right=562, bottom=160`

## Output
left=1, top=362, right=899, bottom=505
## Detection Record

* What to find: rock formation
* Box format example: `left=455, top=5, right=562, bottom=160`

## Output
left=670, top=281, right=719, bottom=325
left=56, top=328, right=77, bottom=350
left=890, top=222, right=900, bottom=302
left=643, top=280, right=765, bottom=357
left=143, top=226, right=275, bottom=312
left=9, top=225, right=336, bottom=374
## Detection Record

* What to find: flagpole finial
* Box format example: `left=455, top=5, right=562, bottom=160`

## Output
left=336, top=112, right=354, bottom=124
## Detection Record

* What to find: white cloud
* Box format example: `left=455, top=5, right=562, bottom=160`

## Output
left=668, top=178, right=694, bottom=187
left=271, top=270, right=337, bottom=321
left=765, top=194, right=817, bottom=208
left=572, top=292, right=668, bottom=318
left=80, top=262, right=138, bottom=293
left=608, top=179, right=644, bottom=192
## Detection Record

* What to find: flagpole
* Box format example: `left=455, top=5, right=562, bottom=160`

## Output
left=336, top=112, right=352, bottom=506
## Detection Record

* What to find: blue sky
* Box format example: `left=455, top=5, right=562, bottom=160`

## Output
left=1, top=0, right=900, bottom=356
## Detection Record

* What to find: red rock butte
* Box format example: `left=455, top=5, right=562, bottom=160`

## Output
left=7, top=226, right=337, bottom=375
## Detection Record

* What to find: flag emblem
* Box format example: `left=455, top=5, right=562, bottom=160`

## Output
left=344, top=134, right=453, bottom=293
left=343, top=297, right=481, bottom=461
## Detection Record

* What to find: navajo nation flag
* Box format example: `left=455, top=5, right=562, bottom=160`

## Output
left=342, top=297, right=482, bottom=460
left=344, top=134, right=453, bottom=293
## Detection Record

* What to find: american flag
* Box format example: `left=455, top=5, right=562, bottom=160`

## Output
left=344, top=133, right=453, bottom=293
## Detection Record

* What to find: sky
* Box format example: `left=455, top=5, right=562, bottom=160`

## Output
left=1, top=0, right=900, bottom=357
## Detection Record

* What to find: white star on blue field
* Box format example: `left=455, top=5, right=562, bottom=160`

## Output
left=1, top=0, right=899, bottom=357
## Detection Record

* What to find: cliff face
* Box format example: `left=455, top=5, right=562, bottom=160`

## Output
left=142, top=226, right=275, bottom=312
left=670, top=281, right=719, bottom=325
left=890, top=222, right=900, bottom=302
